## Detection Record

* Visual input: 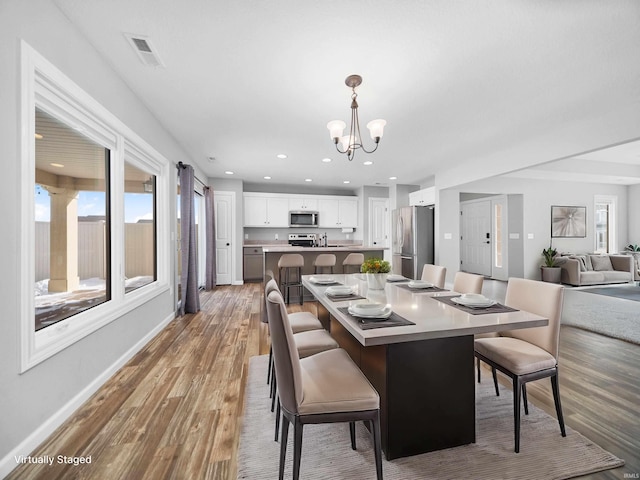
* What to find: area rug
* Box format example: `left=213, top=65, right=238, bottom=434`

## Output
left=580, top=285, right=640, bottom=302
left=237, top=355, right=624, bottom=480
left=562, top=288, right=640, bottom=345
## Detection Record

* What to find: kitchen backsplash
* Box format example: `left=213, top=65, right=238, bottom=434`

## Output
left=243, top=228, right=359, bottom=244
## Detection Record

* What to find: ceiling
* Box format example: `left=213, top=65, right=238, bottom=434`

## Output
left=52, top=0, right=640, bottom=190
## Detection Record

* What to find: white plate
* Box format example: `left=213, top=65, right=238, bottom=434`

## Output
left=386, top=274, right=407, bottom=282
left=348, top=305, right=393, bottom=319
left=407, top=280, right=434, bottom=289
left=460, top=293, right=487, bottom=301
left=451, top=297, right=496, bottom=308
left=325, top=286, right=354, bottom=297
left=309, top=276, right=336, bottom=285
left=350, top=303, right=386, bottom=316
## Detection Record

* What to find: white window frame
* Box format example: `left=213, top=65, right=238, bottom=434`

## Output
left=20, top=41, right=171, bottom=372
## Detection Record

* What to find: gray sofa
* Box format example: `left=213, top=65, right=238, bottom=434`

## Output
left=624, top=252, right=640, bottom=282
left=557, top=254, right=634, bottom=286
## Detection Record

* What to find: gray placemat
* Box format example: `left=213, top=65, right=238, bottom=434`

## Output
left=309, top=281, right=343, bottom=287
left=433, top=295, right=518, bottom=315
left=394, top=284, right=448, bottom=293
left=337, top=307, right=416, bottom=330
left=325, top=293, right=366, bottom=302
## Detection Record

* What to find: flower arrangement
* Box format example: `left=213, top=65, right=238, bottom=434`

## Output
left=360, top=257, right=391, bottom=274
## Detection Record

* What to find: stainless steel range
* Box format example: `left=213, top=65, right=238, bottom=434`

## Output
left=288, top=233, right=317, bottom=247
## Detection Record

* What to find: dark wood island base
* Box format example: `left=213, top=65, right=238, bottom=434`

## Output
left=320, top=303, right=476, bottom=460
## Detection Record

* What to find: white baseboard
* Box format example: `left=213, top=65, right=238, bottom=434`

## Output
left=0, top=312, right=175, bottom=479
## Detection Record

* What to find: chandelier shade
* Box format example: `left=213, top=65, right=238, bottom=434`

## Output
left=327, top=120, right=346, bottom=140
left=327, top=75, right=386, bottom=161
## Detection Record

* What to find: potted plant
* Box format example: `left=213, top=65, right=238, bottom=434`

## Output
left=624, top=244, right=640, bottom=252
left=541, top=246, right=561, bottom=283
left=361, top=257, right=391, bottom=290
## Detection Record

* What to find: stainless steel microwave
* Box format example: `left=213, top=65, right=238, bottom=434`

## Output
left=289, top=211, right=319, bottom=228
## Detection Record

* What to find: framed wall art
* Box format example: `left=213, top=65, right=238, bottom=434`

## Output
left=551, top=205, right=586, bottom=238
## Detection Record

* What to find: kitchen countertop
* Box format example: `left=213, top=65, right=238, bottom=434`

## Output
left=262, top=245, right=385, bottom=253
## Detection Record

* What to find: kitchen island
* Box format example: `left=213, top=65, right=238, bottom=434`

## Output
left=262, top=245, right=385, bottom=302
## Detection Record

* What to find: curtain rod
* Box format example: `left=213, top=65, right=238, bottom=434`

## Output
left=176, top=161, right=207, bottom=188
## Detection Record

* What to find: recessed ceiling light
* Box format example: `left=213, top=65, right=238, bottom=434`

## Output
left=50, top=163, right=64, bottom=168
left=264, top=176, right=272, bottom=180
left=322, top=158, right=332, bottom=163
left=389, top=176, right=397, bottom=180
left=363, top=160, right=373, bottom=166
left=276, top=154, right=288, bottom=159
left=305, top=178, right=312, bottom=182
left=343, top=180, right=350, bottom=184
left=225, top=171, right=234, bottom=175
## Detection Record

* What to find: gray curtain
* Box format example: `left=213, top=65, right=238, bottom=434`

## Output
left=204, top=186, right=217, bottom=290
left=179, top=164, right=200, bottom=314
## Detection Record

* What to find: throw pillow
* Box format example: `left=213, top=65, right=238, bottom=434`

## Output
left=569, top=255, right=587, bottom=272
left=590, top=255, right=613, bottom=271
left=583, top=254, right=593, bottom=271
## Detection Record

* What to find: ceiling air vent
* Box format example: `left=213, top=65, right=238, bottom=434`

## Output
left=124, top=33, right=165, bottom=67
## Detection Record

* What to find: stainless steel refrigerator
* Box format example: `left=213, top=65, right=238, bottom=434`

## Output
left=392, top=205, right=435, bottom=279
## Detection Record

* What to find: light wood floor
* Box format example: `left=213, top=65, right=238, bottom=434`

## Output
left=7, top=283, right=639, bottom=479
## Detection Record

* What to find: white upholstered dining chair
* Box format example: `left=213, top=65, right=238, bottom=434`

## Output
left=266, top=288, right=383, bottom=480
left=421, top=264, right=446, bottom=288
left=452, top=271, right=484, bottom=294
left=474, top=277, right=566, bottom=453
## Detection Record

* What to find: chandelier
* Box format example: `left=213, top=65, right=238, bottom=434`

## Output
left=327, top=74, right=386, bottom=161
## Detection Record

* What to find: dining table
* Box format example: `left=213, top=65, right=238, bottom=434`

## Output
left=302, top=273, right=549, bottom=460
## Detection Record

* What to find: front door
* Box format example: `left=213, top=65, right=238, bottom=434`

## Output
left=460, top=200, right=492, bottom=277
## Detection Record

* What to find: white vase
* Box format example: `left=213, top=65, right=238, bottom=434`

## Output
left=366, top=273, right=388, bottom=290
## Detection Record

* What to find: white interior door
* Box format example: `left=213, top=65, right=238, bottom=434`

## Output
left=214, top=191, right=234, bottom=285
left=369, top=197, right=390, bottom=261
left=460, top=200, right=492, bottom=276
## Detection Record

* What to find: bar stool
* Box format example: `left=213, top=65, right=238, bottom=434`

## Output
left=342, top=253, right=364, bottom=274
left=278, top=253, right=304, bottom=305
left=313, top=254, right=336, bottom=274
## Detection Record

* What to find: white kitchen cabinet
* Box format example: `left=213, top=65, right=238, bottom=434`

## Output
left=244, top=194, right=289, bottom=227
left=409, top=187, right=436, bottom=206
left=288, top=196, right=318, bottom=211
left=318, top=197, right=358, bottom=228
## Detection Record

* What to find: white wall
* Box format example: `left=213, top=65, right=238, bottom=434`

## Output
left=628, top=184, right=640, bottom=246
left=437, top=176, right=629, bottom=282
left=0, top=0, right=193, bottom=473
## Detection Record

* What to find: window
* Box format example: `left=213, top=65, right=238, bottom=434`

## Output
left=594, top=196, right=617, bottom=254
left=494, top=203, right=503, bottom=269
left=20, top=42, right=171, bottom=371
left=124, top=162, right=156, bottom=292
left=34, top=108, right=111, bottom=331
